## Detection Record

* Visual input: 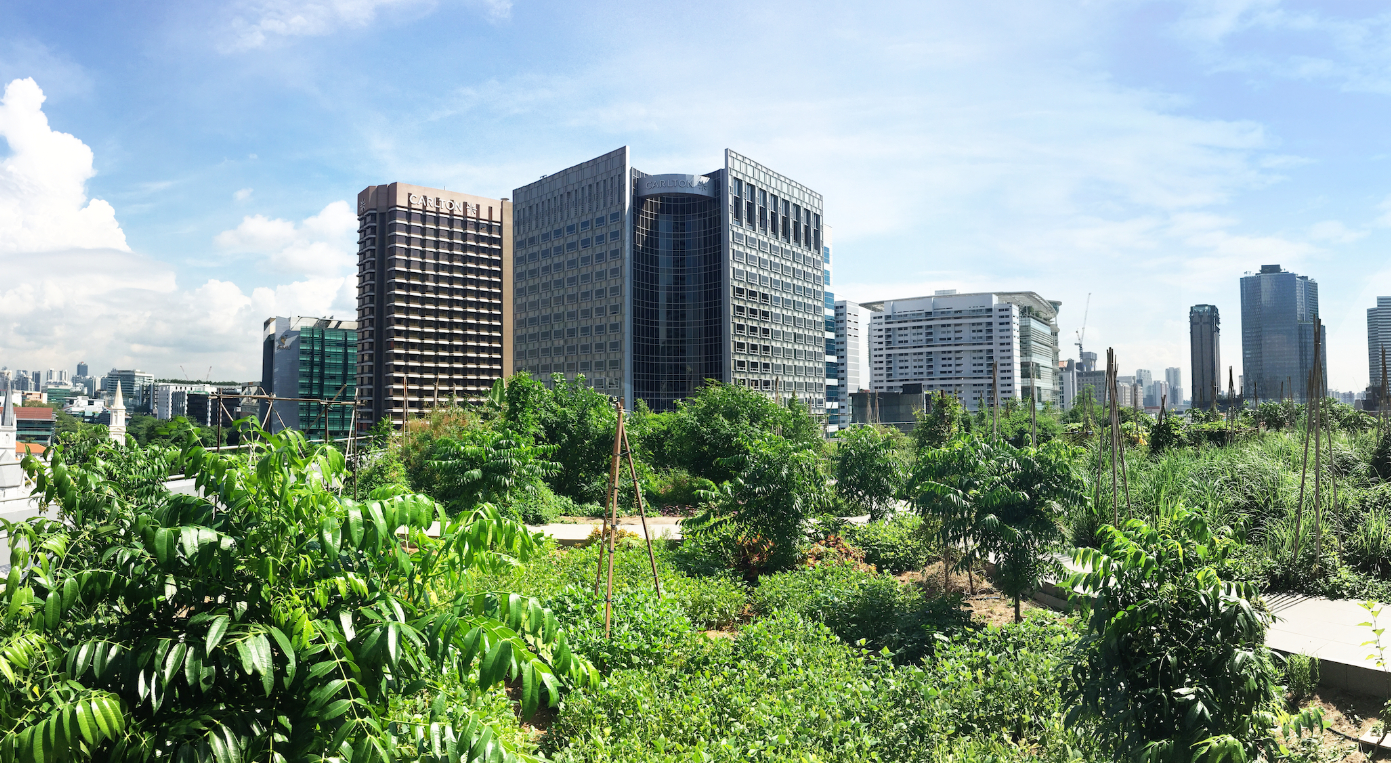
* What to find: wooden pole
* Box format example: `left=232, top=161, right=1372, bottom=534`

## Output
left=595, top=398, right=625, bottom=598
left=1313, top=319, right=1324, bottom=565
left=620, top=408, right=662, bottom=598
left=602, top=399, right=626, bottom=637
left=1108, top=350, right=1120, bottom=525
left=1292, top=364, right=1315, bottom=560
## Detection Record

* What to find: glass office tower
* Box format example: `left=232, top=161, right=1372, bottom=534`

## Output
left=511, top=148, right=828, bottom=414
left=1239, top=265, right=1325, bottom=402
left=1190, top=304, right=1221, bottom=409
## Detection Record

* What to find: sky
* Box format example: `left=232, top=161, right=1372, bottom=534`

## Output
left=2, top=0, right=1391, bottom=394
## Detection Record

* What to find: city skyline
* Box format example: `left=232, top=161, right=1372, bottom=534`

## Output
left=8, top=2, right=1391, bottom=391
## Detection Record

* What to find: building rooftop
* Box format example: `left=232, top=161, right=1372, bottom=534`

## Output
left=14, top=407, right=54, bottom=421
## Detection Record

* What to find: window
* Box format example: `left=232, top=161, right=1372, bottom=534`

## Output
left=580, top=220, right=591, bottom=231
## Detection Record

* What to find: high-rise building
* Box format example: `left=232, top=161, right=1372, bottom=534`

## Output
left=1239, top=264, right=1325, bottom=402
left=832, top=300, right=877, bottom=431
left=262, top=317, right=359, bottom=440
left=860, top=290, right=1061, bottom=410
left=355, top=184, right=511, bottom=429
left=511, top=148, right=827, bottom=412
left=1164, top=367, right=1182, bottom=406
left=821, top=227, right=836, bottom=433
left=76, top=361, right=88, bottom=378
left=1190, top=305, right=1221, bottom=410
left=102, top=370, right=155, bottom=414
left=1367, top=297, right=1391, bottom=389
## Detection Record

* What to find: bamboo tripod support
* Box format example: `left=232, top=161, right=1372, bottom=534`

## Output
left=593, top=400, right=662, bottom=638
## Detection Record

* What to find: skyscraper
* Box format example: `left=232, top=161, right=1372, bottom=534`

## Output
left=1190, top=305, right=1220, bottom=410
left=76, top=361, right=88, bottom=378
left=1239, top=264, right=1325, bottom=402
left=511, top=148, right=827, bottom=413
left=1368, top=297, right=1391, bottom=389
left=1164, top=366, right=1182, bottom=406
left=354, top=184, right=512, bottom=429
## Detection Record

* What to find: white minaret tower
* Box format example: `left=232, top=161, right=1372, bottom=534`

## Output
left=108, top=384, right=127, bottom=444
left=0, top=378, right=23, bottom=500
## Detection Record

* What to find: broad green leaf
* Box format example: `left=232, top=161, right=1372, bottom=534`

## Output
left=206, top=615, right=231, bottom=653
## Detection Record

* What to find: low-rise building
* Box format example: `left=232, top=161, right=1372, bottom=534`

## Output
left=15, top=407, right=54, bottom=447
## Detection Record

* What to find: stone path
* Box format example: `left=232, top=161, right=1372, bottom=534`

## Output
left=1265, top=593, right=1391, bottom=697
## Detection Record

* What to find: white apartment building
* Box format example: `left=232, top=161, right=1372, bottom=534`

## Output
left=153, top=382, right=220, bottom=420
left=831, top=300, right=876, bottom=431
left=861, top=290, right=1061, bottom=411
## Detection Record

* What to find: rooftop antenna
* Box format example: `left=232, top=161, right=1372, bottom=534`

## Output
left=1075, top=293, right=1091, bottom=362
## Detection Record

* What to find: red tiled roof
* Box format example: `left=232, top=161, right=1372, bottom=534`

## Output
left=14, top=407, right=54, bottom=420
left=16, top=442, right=46, bottom=455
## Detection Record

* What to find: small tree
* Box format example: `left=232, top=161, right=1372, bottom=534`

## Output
left=1064, top=506, right=1323, bottom=761
left=689, top=435, right=832, bottom=575
left=910, top=436, right=1079, bottom=621
left=911, top=393, right=964, bottom=452
left=834, top=424, right=908, bottom=521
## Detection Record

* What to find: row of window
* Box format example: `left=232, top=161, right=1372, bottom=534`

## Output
left=521, top=302, right=624, bottom=328
left=518, top=321, right=621, bottom=344
left=729, top=178, right=821, bottom=252
left=517, top=175, right=623, bottom=232
left=731, top=285, right=819, bottom=315
left=521, top=212, right=621, bottom=244
left=519, top=343, right=622, bottom=358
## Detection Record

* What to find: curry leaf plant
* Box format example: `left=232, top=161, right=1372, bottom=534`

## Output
left=0, top=423, right=596, bottom=763
left=1063, top=505, right=1324, bottom=762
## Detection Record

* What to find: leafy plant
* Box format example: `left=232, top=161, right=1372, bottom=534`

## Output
left=910, top=436, right=1081, bottom=621
left=833, top=424, right=908, bottom=521
left=0, top=425, right=596, bottom=762
left=1064, top=505, right=1324, bottom=762
left=842, top=513, right=935, bottom=574
left=688, top=434, right=832, bottom=575
left=428, top=429, right=560, bottom=511
left=1284, top=653, right=1320, bottom=707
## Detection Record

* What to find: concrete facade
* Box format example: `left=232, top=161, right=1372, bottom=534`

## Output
left=355, top=183, right=511, bottom=429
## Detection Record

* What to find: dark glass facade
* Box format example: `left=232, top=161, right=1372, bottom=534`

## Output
left=632, top=187, right=725, bottom=411
left=1239, top=265, right=1325, bottom=402
left=1189, top=304, right=1220, bottom=409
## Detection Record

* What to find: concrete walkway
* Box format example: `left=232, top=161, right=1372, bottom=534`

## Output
left=1265, top=593, right=1391, bottom=697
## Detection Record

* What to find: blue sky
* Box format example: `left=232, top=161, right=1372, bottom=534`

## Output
left=2, top=0, right=1390, bottom=394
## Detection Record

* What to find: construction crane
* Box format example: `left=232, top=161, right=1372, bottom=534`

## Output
left=1075, top=293, right=1091, bottom=366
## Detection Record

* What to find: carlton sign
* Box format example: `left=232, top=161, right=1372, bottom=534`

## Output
left=406, top=194, right=479, bottom=215
left=636, top=174, right=716, bottom=199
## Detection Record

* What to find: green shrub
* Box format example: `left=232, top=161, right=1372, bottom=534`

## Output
left=543, top=587, right=703, bottom=672
left=504, top=482, right=579, bottom=525
left=843, top=513, right=934, bottom=574
left=752, top=562, right=971, bottom=661
left=543, top=613, right=1091, bottom=762
left=1285, top=653, right=1320, bottom=706
left=663, top=575, right=747, bottom=629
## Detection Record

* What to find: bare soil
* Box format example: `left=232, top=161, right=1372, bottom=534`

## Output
left=895, top=560, right=1042, bottom=626
left=1299, top=687, right=1391, bottom=761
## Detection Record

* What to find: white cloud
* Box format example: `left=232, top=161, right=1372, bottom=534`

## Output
left=1308, top=219, right=1366, bottom=244
left=234, top=187, right=253, bottom=201
left=0, top=77, right=127, bottom=253
left=216, top=200, right=358, bottom=278
left=217, top=0, right=511, bottom=52
left=0, top=78, right=353, bottom=379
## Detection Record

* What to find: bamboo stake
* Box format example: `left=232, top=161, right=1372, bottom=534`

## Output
left=595, top=400, right=625, bottom=598
left=1107, top=350, right=1121, bottom=525
left=1113, top=357, right=1134, bottom=519
left=1292, top=365, right=1315, bottom=560
left=619, top=404, right=662, bottom=599
left=603, top=403, right=626, bottom=637
left=1313, top=319, right=1325, bottom=565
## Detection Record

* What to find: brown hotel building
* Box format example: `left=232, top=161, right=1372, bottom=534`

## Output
left=354, top=183, right=512, bottom=429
